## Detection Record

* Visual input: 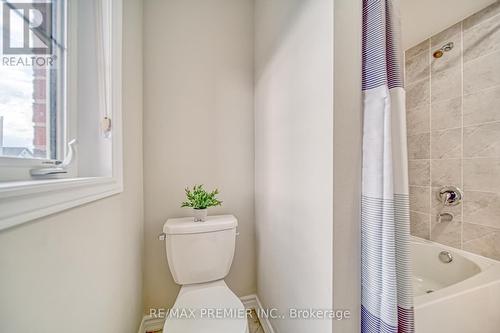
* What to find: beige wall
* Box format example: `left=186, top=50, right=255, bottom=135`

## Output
left=142, top=0, right=256, bottom=311
left=333, top=0, right=362, bottom=331
left=406, top=2, right=500, bottom=261
left=254, top=0, right=334, bottom=332
left=0, top=0, right=144, bottom=332
left=401, top=0, right=496, bottom=50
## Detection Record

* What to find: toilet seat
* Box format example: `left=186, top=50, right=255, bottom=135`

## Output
left=163, top=280, right=248, bottom=333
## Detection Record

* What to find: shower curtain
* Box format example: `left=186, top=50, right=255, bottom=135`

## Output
left=361, top=0, right=414, bottom=332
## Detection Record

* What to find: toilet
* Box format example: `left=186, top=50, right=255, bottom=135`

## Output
left=162, top=215, right=248, bottom=333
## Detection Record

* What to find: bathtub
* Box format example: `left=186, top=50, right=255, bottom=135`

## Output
left=412, top=237, right=500, bottom=333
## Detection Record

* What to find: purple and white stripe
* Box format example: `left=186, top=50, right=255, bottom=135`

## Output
left=362, top=0, right=404, bottom=91
left=361, top=0, right=415, bottom=332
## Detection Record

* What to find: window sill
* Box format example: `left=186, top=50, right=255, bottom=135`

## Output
left=0, top=176, right=123, bottom=231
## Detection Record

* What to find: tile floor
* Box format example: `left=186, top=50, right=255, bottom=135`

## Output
left=147, top=308, right=265, bottom=333
left=247, top=309, right=265, bottom=333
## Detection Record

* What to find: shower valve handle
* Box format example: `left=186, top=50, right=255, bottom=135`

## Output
left=437, top=186, right=463, bottom=206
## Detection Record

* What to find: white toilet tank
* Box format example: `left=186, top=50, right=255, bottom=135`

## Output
left=163, top=215, right=237, bottom=285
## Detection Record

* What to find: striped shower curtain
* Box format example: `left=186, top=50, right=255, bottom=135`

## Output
left=361, top=0, right=415, bottom=332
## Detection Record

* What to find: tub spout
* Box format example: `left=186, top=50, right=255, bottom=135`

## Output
left=438, top=212, right=454, bottom=223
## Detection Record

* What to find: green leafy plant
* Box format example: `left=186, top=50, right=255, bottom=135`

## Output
left=181, top=185, right=223, bottom=210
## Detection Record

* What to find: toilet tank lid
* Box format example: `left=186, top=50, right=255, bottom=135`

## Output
left=164, top=215, right=237, bottom=235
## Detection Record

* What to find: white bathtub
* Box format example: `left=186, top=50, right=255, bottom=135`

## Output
left=412, top=237, right=500, bottom=333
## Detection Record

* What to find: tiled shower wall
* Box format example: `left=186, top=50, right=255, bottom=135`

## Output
left=405, top=2, right=500, bottom=260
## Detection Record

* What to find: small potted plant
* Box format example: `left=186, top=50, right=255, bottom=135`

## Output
left=181, top=185, right=223, bottom=222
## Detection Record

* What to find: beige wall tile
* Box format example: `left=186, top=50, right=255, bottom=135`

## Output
left=463, top=221, right=492, bottom=241
left=463, top=2, right=500, bottom=31
left=431, top=67, right=462, bottom=103
left=431, top=23, right=461, bottom=48
left=405, top=5, right=500, bottom=261
left=431, top=97, right=462, bottom=131
left=431, top=219, right=462, bottom=249
left=407, top=104, right=430, bottom=135
left=464, top=158, right=500, bottom=191
left=406, top=51, right=429, bottom=83
left=431, top=159, right=462, bottom=187
left=464, top=122, right=500, bottom=158
left=464, top=191, right=500, bottom=228
left=431, top=128, right=462, bottom=159
left=407, top=79, right=430, bottom=109
left=406, top=39, right=430, bottom=59
left=464, top=15, right=500, bottom=63
left=410, top=186, right=431, bottom=212
left=463, top=223, right=500, bottom=260
left=464, top=50, right=500, bottom=95
left=408, top=132, right=430, bottom=159
left=408, top=159, right=430, bottom=186
left=464, top=86, right=500, bottom=126
left=410, top=211, right=431, bottom=239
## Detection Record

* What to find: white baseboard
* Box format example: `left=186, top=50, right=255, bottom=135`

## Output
left=138, top=294, right=274, bottom=333
left=241, top=294, right=275, bottom=333
left=240, top=294, right=259, bottom=309
left=139, top=314, right=164, bottom=333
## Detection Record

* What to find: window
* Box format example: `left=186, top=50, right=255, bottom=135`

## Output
left=0, top=1, right=66, bottom=180
left=0, top=1, right=64, bottom=160
left=0, top=0, right=123, bottom=230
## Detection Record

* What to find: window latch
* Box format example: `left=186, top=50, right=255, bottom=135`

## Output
left=30, top=139, right=77, bottom=177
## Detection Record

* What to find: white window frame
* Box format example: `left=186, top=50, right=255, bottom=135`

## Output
left=0, top=0, right=123, bottom=231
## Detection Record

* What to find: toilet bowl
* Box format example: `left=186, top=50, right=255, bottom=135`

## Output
left=162, top=215, right=248, bottom=333
left=164, top=280, right=248, bottom=333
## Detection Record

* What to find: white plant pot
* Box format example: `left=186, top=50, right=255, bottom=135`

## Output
left=193, top=208, right=208, bottom=222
